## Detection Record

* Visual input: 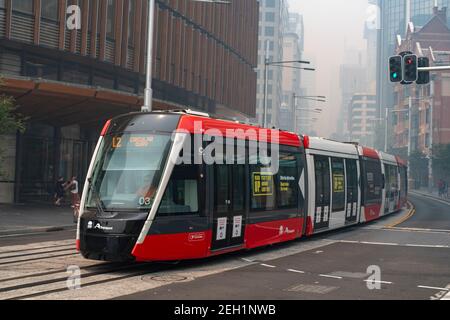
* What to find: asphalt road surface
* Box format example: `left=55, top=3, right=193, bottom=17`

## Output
left=0, top=192, right=449, bottom=300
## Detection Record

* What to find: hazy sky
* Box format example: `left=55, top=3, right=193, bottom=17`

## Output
left=288, top=0, right=369, bottom=137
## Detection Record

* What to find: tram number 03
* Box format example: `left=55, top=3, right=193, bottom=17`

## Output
left=217, top=304, right=276, bottom=316
left=138, top=197, right=152, bottom=206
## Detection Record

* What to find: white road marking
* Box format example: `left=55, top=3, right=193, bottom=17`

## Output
left=418, top=285, right=450, bottom=291
left=319, top=274, right=343, bottom=279
left=287, top=269, right=305, bottom=274
left=260, top=264, right=276, bottom=268
left=363, top=280, right=393, bottom=285
left=360, top=241, right=399, bottom=246
left=329, top=239, right=450, bottom=249
left=241, top=258, right=254, bottom=263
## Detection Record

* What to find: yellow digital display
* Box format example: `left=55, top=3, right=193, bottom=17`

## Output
left=333, top=174, right=345, bottom=193
left=253, top=172, right=274, bottom=196
left=112, top=136, right=154, bottom=148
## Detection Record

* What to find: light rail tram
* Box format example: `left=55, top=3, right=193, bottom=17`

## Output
left=76, top=111, right=408, bottom=262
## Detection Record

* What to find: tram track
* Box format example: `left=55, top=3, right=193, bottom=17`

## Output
left=2, top=262, right=169, bottom=300
left=0, top=243, right=75, bottom=256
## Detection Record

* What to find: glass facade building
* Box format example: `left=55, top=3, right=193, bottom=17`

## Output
left=376, top=0, right=450, bottom=150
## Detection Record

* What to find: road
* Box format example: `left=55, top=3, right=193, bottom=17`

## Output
left=0, top=192, right=449, bottom=300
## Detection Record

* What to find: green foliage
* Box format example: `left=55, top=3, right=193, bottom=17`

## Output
left=433, top=144, right=450, bottom=181
left=0, top=78, right=26, bottom=176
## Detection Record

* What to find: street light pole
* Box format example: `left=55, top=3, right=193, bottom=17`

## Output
left=141, top=0, right=230, bottom=113
left=408, top=96, right=413, bottom=189
left=428, top=80, right=435, bottom=193
left=263, top=40, right=270, bottom=128
left=142, top=0, right=156, bottom=112
left=384, top=107, right=389, bottom=152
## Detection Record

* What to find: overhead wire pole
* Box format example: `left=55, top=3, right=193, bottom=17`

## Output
left=142, top=0, right=156, bottom=112
left=141, top=0, right=230, bottom=112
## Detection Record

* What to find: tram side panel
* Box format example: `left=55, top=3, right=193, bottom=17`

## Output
left=305, top=149, right=362, bottom=235
left=359, top=155, right=383, bottom=223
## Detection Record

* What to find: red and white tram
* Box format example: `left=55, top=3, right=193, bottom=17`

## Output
left=76, top=111, right=407, bottom=262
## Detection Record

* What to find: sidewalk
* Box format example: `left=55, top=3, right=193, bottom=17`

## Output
left=0, top=203, right=76, bottom=236
left=410, top=188, right=450, bottom=203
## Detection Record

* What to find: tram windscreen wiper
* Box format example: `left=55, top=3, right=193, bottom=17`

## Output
left=88, top=178, right=107, bottom=215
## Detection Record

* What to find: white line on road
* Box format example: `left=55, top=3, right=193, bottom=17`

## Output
left=260, top=264, right=276, bottom=268
left=418, top=285, right=450, bottom=291
left=363, top=280, right=393, bottom=285
left=287, top=269, right=305, bottom=274
left=319, top=274, right=343, bottom=279
left=360, top=241, right=399, bottom=246
left=329, top=239, right=450, bottom=249
left=241, top=258, right=254, bottom=263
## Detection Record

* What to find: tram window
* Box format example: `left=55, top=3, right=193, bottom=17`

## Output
left=232, top=165, right=245, bottom=212
left=157, top=164, right=200, bottom=217
left=362, top=158, right=383, bottom=205
left=314, top=156, right=331, bottom=205
left=277, top=152, right=299, bottom=209
left=400, top=167, right=407, bottom=197
left=332, top=158, right=345, bottom=212
left=346, top=159, right=358, bottom=203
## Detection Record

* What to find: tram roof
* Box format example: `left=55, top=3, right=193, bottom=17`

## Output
left=304, top=137, right=359, bottom=156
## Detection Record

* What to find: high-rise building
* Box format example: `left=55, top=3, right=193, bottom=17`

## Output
left=0, top=0, right=259, bottom=203
left=256, top=0, right=289, bottom=128
left=338, top=61, right=368, bottom=141
left=376, top=0, right=450, bottom=150
left=348, top=94, right=377, bottom=147
left=280, top=13, right=304, bottom=132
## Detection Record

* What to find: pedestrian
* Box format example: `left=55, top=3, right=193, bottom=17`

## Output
left=444, top=180, right=449, bottom=199
left=438, top=179, right=444, bottom=197
left=54, top=176, right=66, bottom=206
left=65, top=176, right=80, bottom=209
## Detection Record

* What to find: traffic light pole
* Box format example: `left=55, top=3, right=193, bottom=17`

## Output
left=418, top=66, right=450, bottom=72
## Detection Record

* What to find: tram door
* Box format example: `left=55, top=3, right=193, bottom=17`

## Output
left=211, top=164, right=246, bottom=250
left=314, top=156, right=331, bottom=230
left=345, top=159, right=359, bottom=223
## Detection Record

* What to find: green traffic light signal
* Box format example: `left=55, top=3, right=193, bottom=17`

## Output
left=389, top=55, right=403, bottom=83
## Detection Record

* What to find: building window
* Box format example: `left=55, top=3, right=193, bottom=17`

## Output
left=12, top=0, right=34, bottom=14
left=41, top=0, right=59, bottom=21
left=106, top=0, right=115, bottom=39
left=265, top=0, right=276, bottom=8
left=0, top=0, right=5, bottom=9
left=265, top=26, right=275, bottom=37
left=128, top=0, right=135, bottom=45
left=88, top=0, right=98, bottom=32
left=265, top=12, right=275, bottom=22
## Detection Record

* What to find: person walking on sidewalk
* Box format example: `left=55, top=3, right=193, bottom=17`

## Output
left=65, top=176, right=80, bottom=223
left=54, top=176, right=66, bottom=206
left=65, top=176, right=80, bottom=207
left=438, top=179, right=444, bottom=197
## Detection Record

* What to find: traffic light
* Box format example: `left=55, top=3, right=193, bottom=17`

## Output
left=389, top=55, right=403, bottom=83
left=403, top=54, right=418, bottom=82
left=417, top=57, right=430, bottom=85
